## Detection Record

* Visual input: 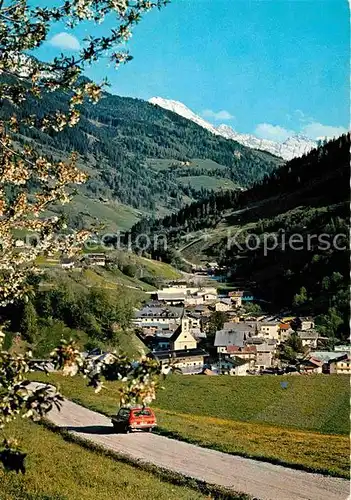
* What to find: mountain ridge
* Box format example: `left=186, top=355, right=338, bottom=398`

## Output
left=149, top=96, right=319, bottom=161
left=1, top=78, right=282, bottom=230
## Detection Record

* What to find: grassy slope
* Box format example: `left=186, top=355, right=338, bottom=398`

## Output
left=177, top=176, right=238, bottom=191
left=34, top=255, right=180, bottom=358
left=36, top=268, right=148, bottom=358
left=65, top=194, right=141, bottom=231
left=137, top=256, right=181, bottom=279
left=73, top=252, right=181, bottom=281
left=148, top=158, right=228, bottom=172
left=31, top=373, right=349, bottom=478
left=149, top=158, right=239, bottom=192
left=39, top=254, right=181, bottom=294
left=0, top=420, right=207, bottom=500
left=77, top=268, right=151, bottom=295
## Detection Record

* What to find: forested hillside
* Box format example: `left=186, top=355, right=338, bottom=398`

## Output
left=0, top=74, right=282, bottom=227
left=132, top=135, right=349, bottom=235
left=130, top=135, right=350, bottom=340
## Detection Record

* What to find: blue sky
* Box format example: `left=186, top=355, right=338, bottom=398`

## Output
left=35, top=0, right=349, bottom=141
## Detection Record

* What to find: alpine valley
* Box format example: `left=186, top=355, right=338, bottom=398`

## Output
left=130, top=134, right=350, bottom=340
left=1, top=79, right=285, bottom=231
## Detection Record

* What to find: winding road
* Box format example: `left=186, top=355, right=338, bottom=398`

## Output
left=43, top=393, right=349, bottom=500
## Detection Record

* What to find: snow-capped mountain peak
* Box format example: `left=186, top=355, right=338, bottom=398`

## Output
left=149, top=97, right=220, bottom=136
left=216, top=124, right=318, bottom=161
left=149, top=97, right=318, bottom=161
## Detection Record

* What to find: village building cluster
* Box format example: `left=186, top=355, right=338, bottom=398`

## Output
left=55, top=257, right=350, bottom=377
left=134, top=281, right=350, bottom=376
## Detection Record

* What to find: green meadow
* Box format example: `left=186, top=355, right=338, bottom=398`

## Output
left=0, top=420, right=210, bottom=500
left=30, top=373, right=350, bottom=478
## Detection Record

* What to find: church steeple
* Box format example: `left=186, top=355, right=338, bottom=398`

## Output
left=181, top=310, right=190, bottom=334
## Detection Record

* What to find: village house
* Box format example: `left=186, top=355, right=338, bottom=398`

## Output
left=148, top=333, right=173, bottom=351
left=156, top=285, right=218, bottom=306
left=157, top=291, right=185, bottom=305
left=193, top=304, right=210, bottom=315
left=191, top=328, right=207, bottom=341
left=215, top=329, right=245, bottom=353
left=212, top=356, right=250, bottom=376
left=83, top=253, right=106, bottom=266
left=61, top=257, right=75, bottom=269
left=293, top=316, right=315, bottom=331
left=203, top=292, right=218, bottom=302
left=228, top=290, right=244, bottom=308
left=259, top=321, right=280, bottom=340
left=133, top=306, right=183, bottom=327
left=182, top=312, right=206, bottom=339
left=148, top=348, right=208, bottom=374
left=299, top=357, right=323, bottom=374
left=223, top=321, right=255, bottom=331
left=214, top=298, right=233, bottom=312
left=278, top=323, right=294, bottom=342
left=214, top=323, right=258, bottom=353
left=157, top=285, right=217, bottom=296
left=255, top=343, right=275, bottom=369
left=297, top=330, right=327, bottom=349
left=186, top=312, right=202, bottom=329
left=329, top=355, right=351, bottom=375
left=139, top=322, right=178, bottom=335
left=137, top=321, right=178, bottom=350
left=185, top=292, right=205, bottom=306
left=226, top=345, right=256, bottom=368
left=307, top=351, right=349, bottom=373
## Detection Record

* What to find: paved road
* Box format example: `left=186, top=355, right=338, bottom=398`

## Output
left=42, top=393, right=349, bottom=500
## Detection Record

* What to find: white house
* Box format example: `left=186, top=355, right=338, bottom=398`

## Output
left=329, top=355, right=351, bottom=375
left=149, top=348, right=208, bottom=374
left=298, top=330, right=322, bottom=349
left=185, top=293, right=205, bottom=306
left=228, top=291, right=244, bottom=308
left=294, top=317, right=315, bottom=331
left=215, top=299, right=233, bottom=312
left=133, top=306, right=183, bottom=327
left=255, top=343, right=275, bottom=369
left=204, top=292, right=218, bottom=302
left=213, top=356, right=250, bottom=376
left=61, top=258, right=75, bottom=269
left=226, top=345, right=257, bottom=368
left=259, top=321, right=280, bottom=340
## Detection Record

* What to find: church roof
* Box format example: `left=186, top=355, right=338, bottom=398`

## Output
left=169, top=314, right=196, bottom=343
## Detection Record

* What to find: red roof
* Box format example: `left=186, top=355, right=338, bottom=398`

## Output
left=279, top=323, right=290, bottom=330
left=227, top=345, right=256, bottom=354
left=305, top=357, right=323, bottom=367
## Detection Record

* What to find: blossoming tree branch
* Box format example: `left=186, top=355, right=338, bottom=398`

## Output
left=0, top=0, right=167, bottom=472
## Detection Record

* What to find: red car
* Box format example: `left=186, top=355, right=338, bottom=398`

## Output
left=111, top=406, right=157, bottom=433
